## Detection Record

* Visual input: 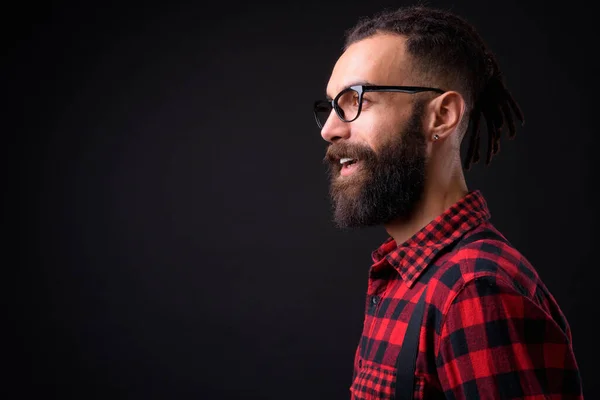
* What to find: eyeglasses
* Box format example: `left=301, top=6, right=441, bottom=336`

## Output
left=313, top=85, right=445, bottom=129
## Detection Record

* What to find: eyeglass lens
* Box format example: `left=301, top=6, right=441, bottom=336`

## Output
left=314, top=88, right=361, bottom=128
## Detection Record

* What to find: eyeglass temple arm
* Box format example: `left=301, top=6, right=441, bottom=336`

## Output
left=365, top=86, right=445, bottom=94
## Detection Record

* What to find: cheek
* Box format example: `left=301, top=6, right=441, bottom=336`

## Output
left=356, top=112, right=405, bottom=150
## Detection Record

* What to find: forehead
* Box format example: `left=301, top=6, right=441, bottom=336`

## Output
left=326, top=33, right=413, bottom=98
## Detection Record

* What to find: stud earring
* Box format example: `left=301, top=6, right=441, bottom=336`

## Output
left=433, top=134, right=439, bottom=141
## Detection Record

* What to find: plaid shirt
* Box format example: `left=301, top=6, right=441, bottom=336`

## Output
left=350, top=190, right=583, bottom=399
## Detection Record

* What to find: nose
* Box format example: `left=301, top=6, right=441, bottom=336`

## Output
left=320, top=112, right=351, bottom=143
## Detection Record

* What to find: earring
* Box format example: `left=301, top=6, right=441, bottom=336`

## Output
left=433, top=134, right=439, bottom=141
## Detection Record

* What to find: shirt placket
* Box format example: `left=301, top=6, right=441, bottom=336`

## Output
left=361, top=266, right=391, bottom=365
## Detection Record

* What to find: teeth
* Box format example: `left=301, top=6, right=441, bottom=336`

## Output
left=340, top=158, right=355, bottom=164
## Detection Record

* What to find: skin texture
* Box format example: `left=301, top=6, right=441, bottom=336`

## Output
left=321, top=33, right=470, bottom=245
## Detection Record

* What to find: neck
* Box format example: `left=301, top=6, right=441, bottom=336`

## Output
left=384, top=153, right=468, bottom=246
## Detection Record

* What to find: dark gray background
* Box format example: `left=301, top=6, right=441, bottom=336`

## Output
left=7, top=0, right=597, bottom=398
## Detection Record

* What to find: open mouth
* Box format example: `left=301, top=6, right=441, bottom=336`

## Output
left=339, top=158, right=360, bottom=176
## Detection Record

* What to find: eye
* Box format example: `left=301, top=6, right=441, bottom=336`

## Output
left=351, top=94, right=371, bottom=107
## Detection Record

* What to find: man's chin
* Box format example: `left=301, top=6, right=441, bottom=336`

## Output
left=329, top=183, right=423, bottom=229
left=330, top=175, right=365, bottom=207
left=330, top=190, right=378, bottom=229
left=332, top=205, right=382, bottom=229
left=331, top=199, right=412, bottom=229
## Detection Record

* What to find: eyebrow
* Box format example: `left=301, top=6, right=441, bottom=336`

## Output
left=325, top=80, right=376, bottom=100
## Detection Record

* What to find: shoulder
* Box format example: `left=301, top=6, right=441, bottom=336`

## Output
left=429, top=225, right=565, bottom=320
left=427, top=224, right=571, bottom=339
left=434, top=224, right=537, bottom=295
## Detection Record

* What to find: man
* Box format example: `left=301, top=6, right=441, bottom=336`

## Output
left=313, top=5, right=583, bottom=400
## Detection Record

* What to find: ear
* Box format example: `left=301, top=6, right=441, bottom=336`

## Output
left=422, top=91, right=465, bottom=142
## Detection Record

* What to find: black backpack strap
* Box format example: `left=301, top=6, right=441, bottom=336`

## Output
left=393, top=228, right=509, bottom=399
left=394, top=287, right=427, bottom=400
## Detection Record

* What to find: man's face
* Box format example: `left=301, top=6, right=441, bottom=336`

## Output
left=321, top=34, right=428, bottom=228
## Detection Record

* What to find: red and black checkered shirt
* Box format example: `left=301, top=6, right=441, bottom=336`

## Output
left=350, top=190, right=583, bottom=399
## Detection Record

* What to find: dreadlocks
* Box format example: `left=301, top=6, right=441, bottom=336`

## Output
left=344, top=5, right=524, bottom=170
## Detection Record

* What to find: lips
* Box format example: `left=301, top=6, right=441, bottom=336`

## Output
left=324, top=143, right=372, bottom=178
left=340, top=158, right=360, bottom=176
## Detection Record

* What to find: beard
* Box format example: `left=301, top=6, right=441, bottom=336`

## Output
left=324, top=101, right=427, bottom=229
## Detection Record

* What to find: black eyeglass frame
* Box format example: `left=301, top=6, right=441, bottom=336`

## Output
left=313, top=85, right=446, bottom=128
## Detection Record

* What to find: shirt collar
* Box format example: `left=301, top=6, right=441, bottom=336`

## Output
left=370, top=190, right=491, bottom=288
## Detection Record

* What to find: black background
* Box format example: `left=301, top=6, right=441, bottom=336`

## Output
left=7, top=0, right=598, bottom=398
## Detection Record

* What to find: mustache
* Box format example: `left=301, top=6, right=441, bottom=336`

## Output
left=323, top=142, right=377, bottom=164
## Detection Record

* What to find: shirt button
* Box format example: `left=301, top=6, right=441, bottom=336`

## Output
left=371, top=296, right=380, bottom=305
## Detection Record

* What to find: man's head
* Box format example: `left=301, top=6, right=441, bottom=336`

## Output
left=316, top=5, right=523, bottom=228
